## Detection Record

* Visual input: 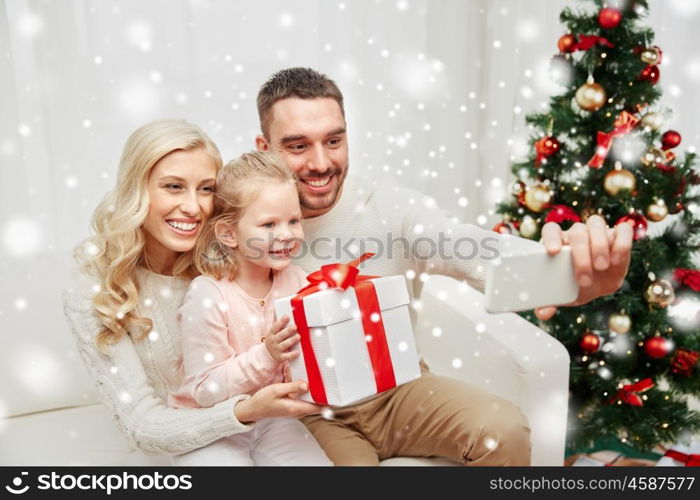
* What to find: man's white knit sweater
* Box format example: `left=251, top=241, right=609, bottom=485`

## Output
left=62, top=268, right=252, bottom=455
left=294, top=174, right=500, bottom=309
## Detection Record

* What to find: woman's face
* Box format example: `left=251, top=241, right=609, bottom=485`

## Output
left=142, top=147, right=217, bottom=272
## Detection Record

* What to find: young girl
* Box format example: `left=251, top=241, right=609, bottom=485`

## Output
left=170, top=151, right=331, bottom=466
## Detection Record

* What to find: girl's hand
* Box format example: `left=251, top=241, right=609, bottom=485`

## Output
left=263, top=315, right=301, bottom=363
left=233, top=380, right=322, bottom=423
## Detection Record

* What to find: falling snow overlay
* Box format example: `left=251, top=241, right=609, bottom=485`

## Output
left=2, top=0, right=699, bottom=465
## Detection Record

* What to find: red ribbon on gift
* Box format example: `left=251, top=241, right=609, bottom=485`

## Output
left=609, top=378, right=654, bottom=406
left=663, top=449, right=700, bottom=466
left=290, top=252, right=397, bottom=405
left=588, top=111, right=640, bottom=168
left=573, top=34, right=615, bottom=51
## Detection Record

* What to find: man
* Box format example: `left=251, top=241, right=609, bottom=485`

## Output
left=254, top=67, right=633, bottom=465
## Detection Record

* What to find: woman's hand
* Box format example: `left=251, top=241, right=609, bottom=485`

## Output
left=264, top=315, right=301, bottom=363
left=534, top=215, right=634, bottom=321
left=233, top=380, right=323, bottom=424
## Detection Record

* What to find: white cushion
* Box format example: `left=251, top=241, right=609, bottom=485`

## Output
left=0, top=252, right=99, bottom=417
left=0, top=404, right=168, bottom=466
left=0, top=404, right=455, bottom=466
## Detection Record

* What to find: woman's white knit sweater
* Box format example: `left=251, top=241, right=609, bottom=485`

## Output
left=62, top=267, right=252, bottom=455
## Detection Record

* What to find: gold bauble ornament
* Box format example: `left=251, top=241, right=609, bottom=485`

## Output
left=604, top=168, right=636, bottom=196
left=608, top=312, right=631, bottom=334
left=524, top=184, right=552, bottom=213
left=645, top=279, right=676, bottom=308
left=641, top=112, right=664, bottom=131
left=640, top=46, right=662, bottom=65
left=646, top=199, right=668, bottom=222
left=575, top=81, right=607, bottom=112
left=641, top=147, right=666, bottom=167
left=519, top=215, right=539, bottom=239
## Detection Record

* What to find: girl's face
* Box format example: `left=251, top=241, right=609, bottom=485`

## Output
left=142, top=148, right=217, bottom=272
left=228, top=181, right=304, bottom=273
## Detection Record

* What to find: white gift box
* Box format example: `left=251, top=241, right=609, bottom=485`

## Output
left=274, top=275, right=421, bottom=407
left=656, top=439, right=700, bottom=466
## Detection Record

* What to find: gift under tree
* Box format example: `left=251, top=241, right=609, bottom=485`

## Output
left=495, top=0, right=700, bottom=454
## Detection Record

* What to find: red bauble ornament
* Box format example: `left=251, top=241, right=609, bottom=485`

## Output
left=639, top=65, right=660, bottom=84
left=668, top=201, right=684, bottom=214
left=615, top=213, right=648, bottom=240
left=545, top=205, right=581, bottom=225
left=643, top=336, right=673, bottom=359
left=598, top=7, right=622, bottom=29
left=534, top=136, right=561, bottom=165
left=493, top=222, right=515, bottom=235
left=579, top=332, right=601, bottom=353
left=558, top=34, right=577, bottom=53
left=661, top=130, right=682, bottom=150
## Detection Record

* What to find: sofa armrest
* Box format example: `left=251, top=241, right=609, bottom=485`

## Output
left=413, top=275, right=570, bottom=466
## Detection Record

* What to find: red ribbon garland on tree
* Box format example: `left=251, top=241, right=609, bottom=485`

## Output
left=673, top=269, right=700, bottom=292
left=588, top=111, right=640, bottom=168
left=671, top=348, right=700, bottom=377
left=663, top=449, right=700, bottom=466
left=290, top=252, right=396, bottom=405
left=573, top=34, right=615, bottom=51
left=608, top=378, right=654, bottom=406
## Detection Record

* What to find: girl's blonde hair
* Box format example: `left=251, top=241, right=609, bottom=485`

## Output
left=194, top=151, right=297, bottom=281
left=75, top=119, right=222, bottom=352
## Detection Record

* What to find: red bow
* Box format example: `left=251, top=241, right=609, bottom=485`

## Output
left=588, top=111, right=640, bottom=168
left=671, top=348, right=700, bottom=377
left=664, top=449, right=700, bottom=466
left=573, top=35, right=615, bottom=51
left=674, top=269, right=700, bottom=292
left=291, top=252, right=397, bottom=405
left=609, top=378, right=654, bottom=406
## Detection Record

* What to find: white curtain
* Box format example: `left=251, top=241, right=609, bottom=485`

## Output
left=1, top=0, right=699, bottom=264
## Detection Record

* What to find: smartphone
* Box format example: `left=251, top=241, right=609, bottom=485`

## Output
left=484, top=243, right=578, bottom=314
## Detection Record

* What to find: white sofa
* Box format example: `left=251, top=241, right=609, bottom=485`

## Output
left=0, top=252, right=570, bottom=466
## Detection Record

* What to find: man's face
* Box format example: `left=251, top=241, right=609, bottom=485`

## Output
left=257, top=97, right=348, bottom=219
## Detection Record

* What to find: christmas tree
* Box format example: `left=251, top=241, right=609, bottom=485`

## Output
left=495, top=0, right=700, bottom=453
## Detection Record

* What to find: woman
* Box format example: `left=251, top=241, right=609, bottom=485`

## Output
left=63, top=119, right=324, bottom=463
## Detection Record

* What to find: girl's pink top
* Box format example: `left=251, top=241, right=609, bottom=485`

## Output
left=170, top=264, right=308, bottom=408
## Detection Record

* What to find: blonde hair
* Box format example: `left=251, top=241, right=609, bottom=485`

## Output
left=75, top=119, right=222, bottom=352
left=194, top=151, right=297, bottom=281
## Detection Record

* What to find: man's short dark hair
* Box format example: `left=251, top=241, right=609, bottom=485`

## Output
left=257, top=67, right=345, bottom=138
